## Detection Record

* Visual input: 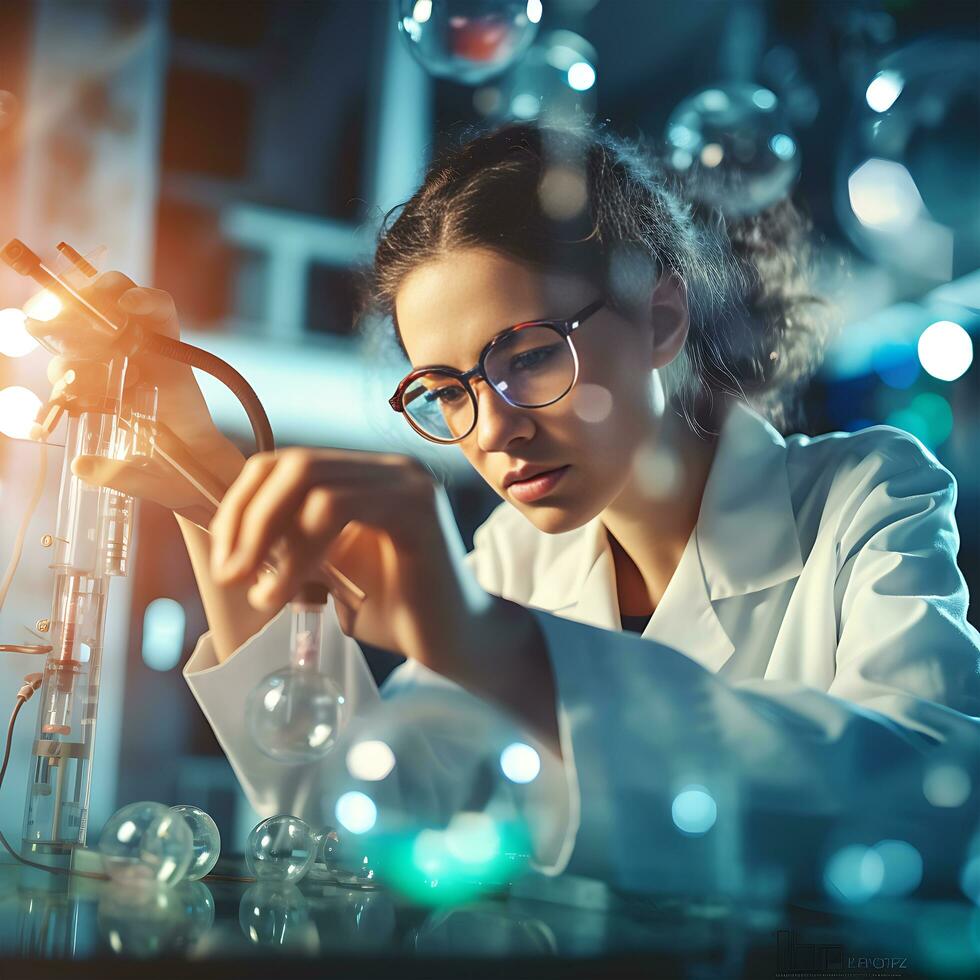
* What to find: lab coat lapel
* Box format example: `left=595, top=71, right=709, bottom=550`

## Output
left=527, top=402, right=804, bottom=673
left=696, top=402, right=805, bottom=600
left=529, top=517, right=622, bottom=631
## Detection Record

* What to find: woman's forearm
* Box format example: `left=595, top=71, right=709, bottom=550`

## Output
left=456, top=597, right=561, bottom=755
left=176, top=514, right=278, bottom=663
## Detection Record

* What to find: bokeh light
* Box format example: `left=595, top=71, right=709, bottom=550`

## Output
left=824, top=844, right=885, bottom=904
left=0, top=386, right=42, bottom=440
left=917, top=320, right=974, bottom=382
left=0, top=308, right=39, bottom=358
left=671, top=785, right=717, bottom=836
left=499, top=741, right=541, bottom=783
left=923, top=762, right=972, bottom=808
left=346, top=740, right=397, bottom=782
left=335, top=791, right=379, bottom=834
left=865, top=70, right=904, bottom=113
left=886, top=392, right=953, bottom=449
left=22, top=289, right=62, bottom=323
left=872, top=839, right=923, bottom=897
left=141, top=598, right=186, bottom=672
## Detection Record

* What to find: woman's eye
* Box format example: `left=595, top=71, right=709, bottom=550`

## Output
left=511, top=345, right=559, bottom=371
left=430, top=386, right=464, bottom=405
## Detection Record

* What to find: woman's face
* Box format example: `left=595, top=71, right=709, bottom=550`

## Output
left=395, top=247, right=679, bottom=534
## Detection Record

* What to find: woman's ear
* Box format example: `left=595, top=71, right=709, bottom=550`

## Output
left=649, top=270, right=690, bottom=368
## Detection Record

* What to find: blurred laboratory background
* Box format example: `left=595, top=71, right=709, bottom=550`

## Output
left=0, top=0, right=977, bottom=851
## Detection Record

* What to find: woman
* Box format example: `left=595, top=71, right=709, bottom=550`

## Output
left=52, top=123, right=979, bottom=893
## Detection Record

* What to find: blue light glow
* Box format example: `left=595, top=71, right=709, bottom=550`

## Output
left=335, top=791, right=377, bottom=834
left=141, top=598, right=186, bottom=672
left=671, top=785, right=717, bottom=836
left=567, top=62, right=596, bottom=92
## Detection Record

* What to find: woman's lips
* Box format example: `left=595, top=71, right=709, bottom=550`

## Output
left=506, top=465, right=570, bottom=503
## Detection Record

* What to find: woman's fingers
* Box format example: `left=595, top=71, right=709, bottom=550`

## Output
left=208, top=453, right=278, bottom=574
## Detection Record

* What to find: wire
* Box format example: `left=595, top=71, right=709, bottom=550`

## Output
left=0, top=445, right=48, bottom=613
left=143, top=334, right=275, bottom=454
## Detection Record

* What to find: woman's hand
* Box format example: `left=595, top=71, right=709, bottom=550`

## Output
left=208, top=447, right=494, bottom=670
left=29, top=271, right=245, bottom=512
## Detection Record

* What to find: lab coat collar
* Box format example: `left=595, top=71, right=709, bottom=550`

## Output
left=528, top=402, right=803, bottom=671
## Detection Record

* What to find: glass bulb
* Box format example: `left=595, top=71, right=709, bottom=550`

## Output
left=245, top=814, right=317, bottom=883
left=664, top=82, right=800, bottom=217
left=245, top=599, right=346, bottom=763
left=99, top=801, right=194, bottom=887
left=397, top=0, right=540, bottom=85
left=0, top=385, right=42, bottom=440
left=246, top=670, right=345, bottom=763
left=171, top=804, right=221, bottom=881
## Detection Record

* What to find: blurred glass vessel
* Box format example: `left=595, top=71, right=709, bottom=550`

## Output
left=836, top=39, right=980, bottom=281
left=246, top=591, right=346, bottom=764
left=398, top=0, right=541, bottom=85
left=664, top=82, right=800, bottom=217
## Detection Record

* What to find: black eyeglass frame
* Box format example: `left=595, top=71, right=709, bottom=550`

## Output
left=389, top=297, right=606, bottom=444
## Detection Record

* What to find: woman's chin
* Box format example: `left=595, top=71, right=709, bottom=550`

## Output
left=516, top=499, right=597, bottom=536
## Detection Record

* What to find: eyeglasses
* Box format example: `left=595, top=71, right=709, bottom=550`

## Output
left=389, top=298, right=605, bottom=444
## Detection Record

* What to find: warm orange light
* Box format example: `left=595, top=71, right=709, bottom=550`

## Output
left=22, top=289, right=62, bottom=323
left=0, top=386, right=42, bottom=440
left=0, top=308, right=39, bottom=358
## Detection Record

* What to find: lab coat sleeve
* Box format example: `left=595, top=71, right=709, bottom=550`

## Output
left=530, top=452, right=980, bottom=893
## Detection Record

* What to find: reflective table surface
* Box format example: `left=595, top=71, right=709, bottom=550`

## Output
left=1, top=858, right=978, bottom=978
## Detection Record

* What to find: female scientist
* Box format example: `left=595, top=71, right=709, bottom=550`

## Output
left=48, top=123, right=980, bottom=893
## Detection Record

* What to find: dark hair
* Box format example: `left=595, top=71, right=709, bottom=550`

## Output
left=361, top=121, right=832, bottom=434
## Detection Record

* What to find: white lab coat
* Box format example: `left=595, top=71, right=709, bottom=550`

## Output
left=184, top=402, right=980, bottom=896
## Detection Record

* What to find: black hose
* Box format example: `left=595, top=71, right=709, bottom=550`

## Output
left=143, top=334, right=275, bottom=454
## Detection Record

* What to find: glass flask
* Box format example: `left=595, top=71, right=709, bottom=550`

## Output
left=171, top=804, right=221, bottom=881
left=664, top=82, right=800, bottom=217
left=397, top=0, right=541, bottom=85
left=98, top=801, right=194, bottom=887
left=245, top=814, right=318, bottom=883
left=246, top=592, right=346, bottom=764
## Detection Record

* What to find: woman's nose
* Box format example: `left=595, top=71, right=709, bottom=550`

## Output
left=473, top=380, right=535, bottom=453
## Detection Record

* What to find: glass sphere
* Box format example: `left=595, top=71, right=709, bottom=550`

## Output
left=239, top=883, right=318, bottom=953
left=171, top=804, right=221, bottom=881
left=99, top=801, right=193, bottom=887
left=664, top=82, right=800, bottom=217
left=488, top=29, right=597, bottom=125
left=397, top=0, right=540, bottom=86
left=246, top=669, right=345, bottom=764
left=245, top=814, right=317, bottom=883
left=836, top=39, right=980, bottom=280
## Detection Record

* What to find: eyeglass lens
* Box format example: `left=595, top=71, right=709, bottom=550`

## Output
left=401, top=324, right=575, bottom=442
